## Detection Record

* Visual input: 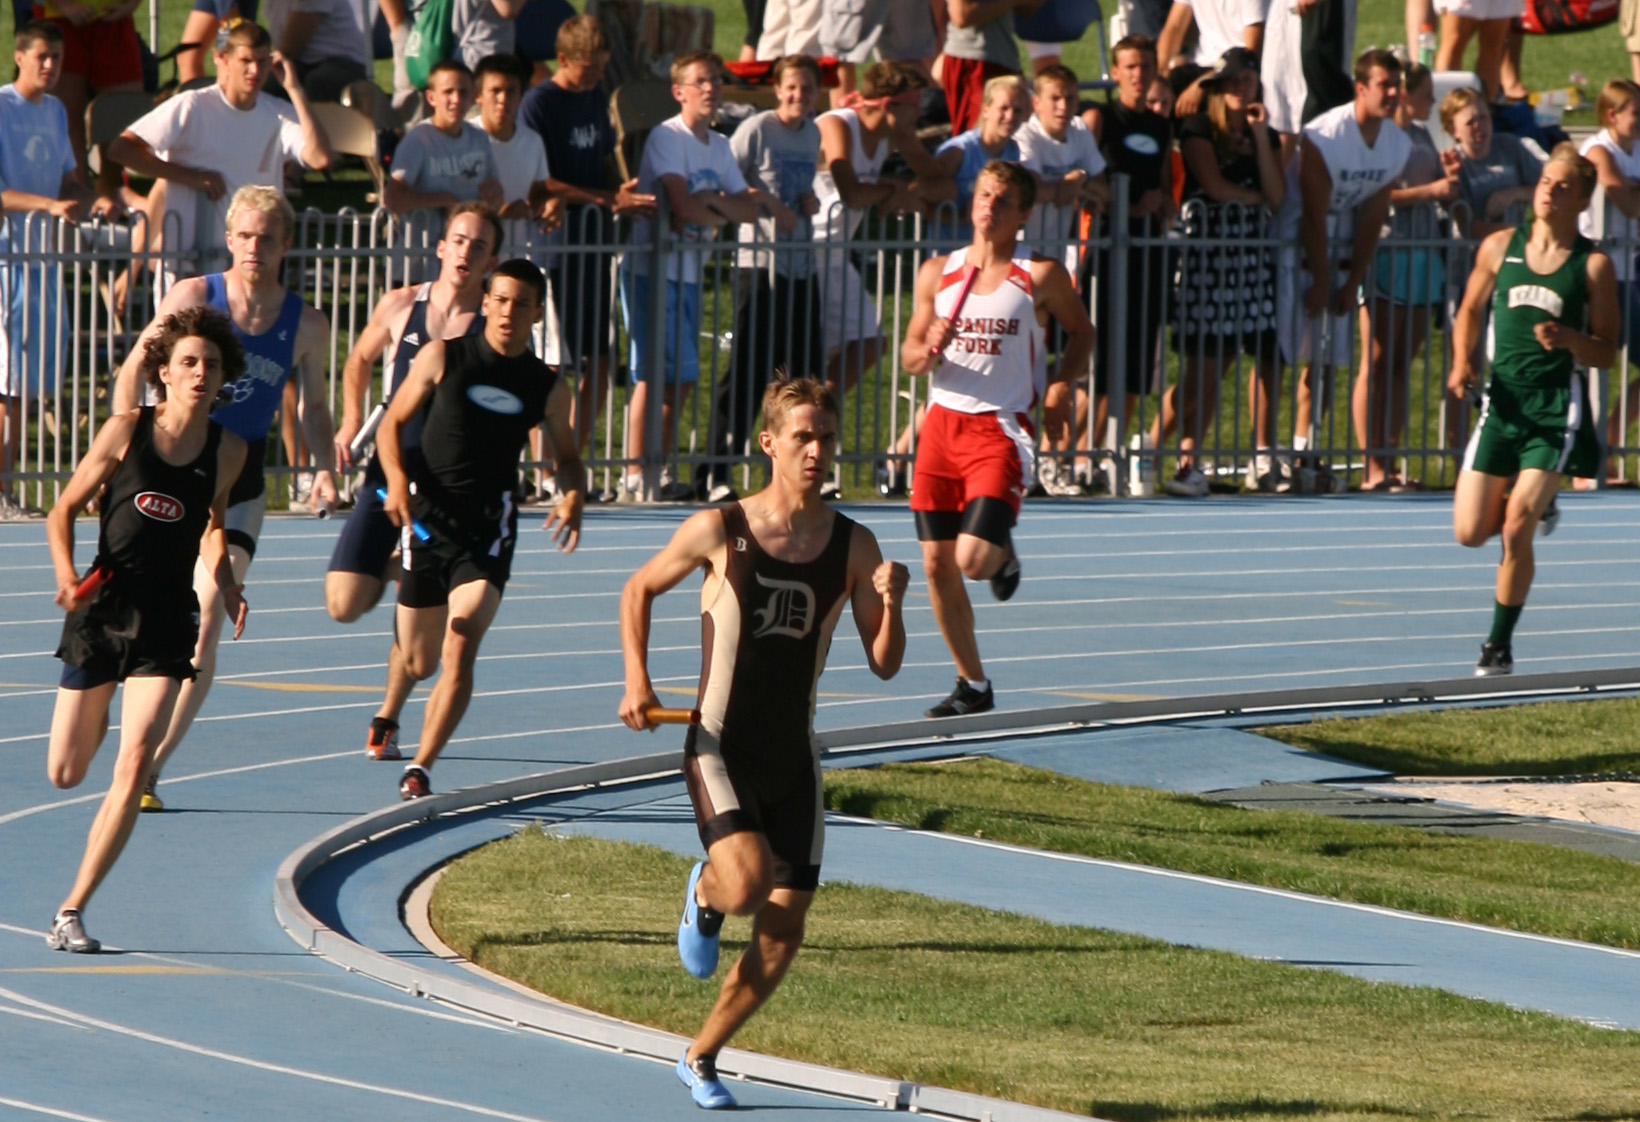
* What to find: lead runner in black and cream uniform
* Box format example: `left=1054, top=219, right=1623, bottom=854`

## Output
left=618, top=377, right=908, bottom=1111
left=378, top=259, right=583, bottom=800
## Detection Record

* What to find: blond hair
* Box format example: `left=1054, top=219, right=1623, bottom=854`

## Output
left=1596, top=79, right=1639, bottom=130
left=555, top=13, right=607, bottom=60
left=982, top=73, right=1028, bottom=109
left=1440, top=86, right=1486, bottom=135
left=762, top=376, right=837, bottom=436
left=224, top=185, right=296, bottom=245
left=670, top=49, right=720, bottom=87
left=1546, top=140, right=1598, bottom=201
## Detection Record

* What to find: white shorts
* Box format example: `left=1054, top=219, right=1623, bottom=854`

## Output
left=1278, top=261, right=1356, bottom=370
left=1433, top=0, right=1524, bottom=19
left=756, top=0, right=823, bottom=59
left=1259, top=6, right=1306, bottom=136
left=818, top=254, right=881, bottom=349
left=820, top=0, right=938, bottom=62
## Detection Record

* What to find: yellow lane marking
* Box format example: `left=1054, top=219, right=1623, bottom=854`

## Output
left=218, top=681, right=381, bottom=694
left=0, top=682, right=51, bottom=689
left=0, top=965, right=310, bottom=976
left=1036, top=690, right=1162, bottom=702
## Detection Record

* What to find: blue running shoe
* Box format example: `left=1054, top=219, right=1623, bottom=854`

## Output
left=677, top=1050, right=737, bottom=1110
left=677, top=861, right=720, bottom=979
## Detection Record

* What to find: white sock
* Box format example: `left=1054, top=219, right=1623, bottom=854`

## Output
left=964, top=677, right=989, bottom=693
left=1292, top=433, right=1309, bottom=452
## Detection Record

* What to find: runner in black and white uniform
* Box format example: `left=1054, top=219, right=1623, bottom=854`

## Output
left=325, top=204, right=500, bottom=761
left=110, top=185, right=335, bottom=810
left=619, top=376, right=907, bottom=1112
left=43, top=307, right=249, bottom=952
left=1286, top=50, right=1410, bottom=480
left=378, top=259, right=583, bottom=800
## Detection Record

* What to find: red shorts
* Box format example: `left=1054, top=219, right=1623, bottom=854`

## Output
left=46, top=14, right=144, bottom=87
left=942, top=58, right=1016, bottom=133
left=910, top=405, right=1033, bottom=521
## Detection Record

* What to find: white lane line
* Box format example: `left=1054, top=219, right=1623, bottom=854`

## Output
left=0, top=1004, right=92, bottom=1031
left=829, top=813, right=1640, bottom=962
left=0, top=750, right=357, bottom=825
left=0, top=1097, right=118, bottom=1122
left=0, top=985, right=565, bottom=1122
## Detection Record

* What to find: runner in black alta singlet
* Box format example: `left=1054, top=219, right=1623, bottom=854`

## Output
left=619, top=376, right=908, bottom=1111
left=377, top=260, right=584, bottom=801
left=42, top=307, right=249, bottom=953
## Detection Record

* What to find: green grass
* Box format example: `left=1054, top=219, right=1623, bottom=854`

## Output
left=1262, top=696, right=1640, bottom=777
left=431, top=828, right=1640, bottom=1121
left=825, top=756, right=1640, bottom=949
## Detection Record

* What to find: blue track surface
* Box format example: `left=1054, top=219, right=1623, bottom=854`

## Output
left=4, top=493, right=1640, bottom=1118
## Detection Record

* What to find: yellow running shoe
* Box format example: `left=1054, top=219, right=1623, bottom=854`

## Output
left=139, top=774, right=163, bottom=812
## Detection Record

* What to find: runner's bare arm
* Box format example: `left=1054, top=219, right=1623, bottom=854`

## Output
left=294, top=308, right=338, bottom=509
left=336, top=287, right=413, bottom=467
left=1035, top=258, right=1095, bottom=384
left=1448, top=227, right=1510, bottom=396
left=539, top=378, right=584, bottom=553
left=112, top=278, right=209, bottom=414
left=847, top=524, right=907, bottom=680
left=377, top=339, right=445, bottom=529
left=1535, top=251, right=1620, bottom=369
left=900, top=255, right=951, bottom=376
left=47, top=412, right=138, bottom=611
left=206, top=432, right=250, bottom=639
left=618, top=510, right=728, bottom=730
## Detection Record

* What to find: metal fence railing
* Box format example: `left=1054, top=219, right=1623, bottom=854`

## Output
left=1, top=176, right=1634, bottom=511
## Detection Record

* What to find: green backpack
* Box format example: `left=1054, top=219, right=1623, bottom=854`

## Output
left=404, top=0, right=456, bottom=91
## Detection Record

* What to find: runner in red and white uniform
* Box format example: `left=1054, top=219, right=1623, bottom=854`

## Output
left=900, top=160, right=1094, bottom=718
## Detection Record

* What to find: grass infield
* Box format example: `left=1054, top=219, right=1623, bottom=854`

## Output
left=1262, top=696, right=1640, bottom=777
left=432, top=760, right=1640, bottom=1120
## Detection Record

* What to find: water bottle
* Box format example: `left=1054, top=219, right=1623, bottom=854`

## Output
left=1417, top=23, right=1436, bottom=68
left=1127, top=434, right=1154, bottom=498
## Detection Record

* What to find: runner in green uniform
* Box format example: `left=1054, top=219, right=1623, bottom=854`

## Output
left=1449, top=143, right=1620, bottom=676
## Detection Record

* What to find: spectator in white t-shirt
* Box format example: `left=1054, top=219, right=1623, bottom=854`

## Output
left=1289, top=49, right=1411, bottom=487
left=1581, top=79, right=1640, bottom=466
left=1156, top=0, right=1263, bottom=117
left=109, top=20, right=332, bottom=277
left=384, top=58, right=503, bottom=221
left=618, top=51, right=759, bottom=501
left=474, top=53, right=559, bottom=256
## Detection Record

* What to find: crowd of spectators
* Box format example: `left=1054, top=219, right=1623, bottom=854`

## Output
left=2, top=0, right=1640, bottom=516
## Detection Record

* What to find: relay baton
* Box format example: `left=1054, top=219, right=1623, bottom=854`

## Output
left=643, top=707, right=700, bottom=725
left=375, top=487, right=431, bottom=542
left=930, top=264, right=980, bottom=357
left=347, top=403, right=386, bottom=463
left=74, top=565, right=111, bottom=601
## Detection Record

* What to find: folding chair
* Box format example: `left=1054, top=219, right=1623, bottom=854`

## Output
left=609, top=80, right=680, bottom=183
left=84, top=90, right=157, bottom=177
left=309, top=100, right=387, bottom=201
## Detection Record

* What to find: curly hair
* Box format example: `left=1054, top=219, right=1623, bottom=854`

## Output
left=141, top=306, right=246, bottom=401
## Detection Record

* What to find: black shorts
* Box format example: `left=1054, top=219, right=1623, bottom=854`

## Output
left=683, top=724, right=822, bottom=892
left=328, top=461, right=400, bottom=578
left=396, top=494, right=519, bottom=609
left=56, top=578, right=199, bottom=687
left=228, top=436, right=267, bottom=506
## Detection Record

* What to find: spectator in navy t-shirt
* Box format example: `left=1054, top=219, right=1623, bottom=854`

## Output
left=517, top=14, right=654, bottom=461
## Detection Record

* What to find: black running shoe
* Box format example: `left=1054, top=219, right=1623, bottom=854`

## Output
left=989, top=555, right=1021, bottom=601
left=925, top=677, right=995, bottom=718
left=399, top=764, right=432, bottom=800
left=1475, top=642, right=1513, bottom=677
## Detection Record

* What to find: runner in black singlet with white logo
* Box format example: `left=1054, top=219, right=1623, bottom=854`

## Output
left=323, top=205, right=500, bottom=763
left=42, top=308, right=250, bottom=953
left=377, top=260, right=584, bottom=800
left=619, top=377, right=908, bottom=1111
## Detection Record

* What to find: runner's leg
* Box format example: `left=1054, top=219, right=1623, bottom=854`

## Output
left=409, top=577, right=502, bottom=771
left=149, top=546, right=252, bottom=777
